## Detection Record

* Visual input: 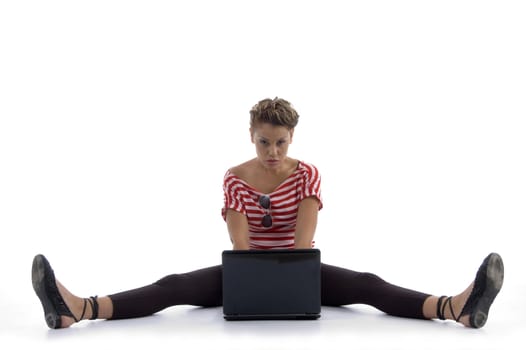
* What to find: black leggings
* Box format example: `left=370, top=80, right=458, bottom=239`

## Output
left=109, top=263, right=430, bottom=320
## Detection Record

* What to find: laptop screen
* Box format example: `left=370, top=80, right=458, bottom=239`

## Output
left=222, top=249, right=321, bottom=320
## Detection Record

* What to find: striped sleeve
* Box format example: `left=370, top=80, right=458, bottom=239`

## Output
left=300, top=162, right=323, bottom=210
left=221, top=171, right=247, bottom=221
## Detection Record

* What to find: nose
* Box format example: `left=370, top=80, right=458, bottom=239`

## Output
left=268, top=145, right=278, bottom=157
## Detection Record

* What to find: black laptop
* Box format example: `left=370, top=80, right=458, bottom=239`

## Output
left=222, top=249, right=321, bottom=320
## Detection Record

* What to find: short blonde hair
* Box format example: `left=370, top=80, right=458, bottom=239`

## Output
left=249, top=97, right=299, bottom=129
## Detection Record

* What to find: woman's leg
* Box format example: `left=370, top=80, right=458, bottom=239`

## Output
left=321, top=255, right=503, bottom=328
left=321, top=263, right=430, bottom=319
left=45, top=265, right=222, bottom=327
left=110, top=265, right=222, bottom=319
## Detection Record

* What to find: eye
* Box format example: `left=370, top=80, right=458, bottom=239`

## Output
left=259, top=139, right=268, bottom=145
left=277, top=140, right=286, bottom=146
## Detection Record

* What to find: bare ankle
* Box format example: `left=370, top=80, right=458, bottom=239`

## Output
left=432, top=283, right=475, bottom=326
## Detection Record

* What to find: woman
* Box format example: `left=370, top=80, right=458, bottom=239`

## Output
left=32, top=97, right=504, bottom=329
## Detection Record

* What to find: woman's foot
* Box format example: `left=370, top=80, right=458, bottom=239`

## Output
left=32, top=254, right=98, bottom=329
left=437, top=252, right=504, bottom=328
left=55, top=280, right=91, bottom=328
left=436, top=283, right=475, bottom=327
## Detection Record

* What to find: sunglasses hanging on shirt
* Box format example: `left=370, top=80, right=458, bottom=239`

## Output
left=259, top=195, right=272, bottom=228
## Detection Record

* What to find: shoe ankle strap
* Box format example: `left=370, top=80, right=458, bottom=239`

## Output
left=87, top=296, right=99, bottom=320
left=437, top=295, right=447, bottom=320
left=437, top=295, right=459, bottom=321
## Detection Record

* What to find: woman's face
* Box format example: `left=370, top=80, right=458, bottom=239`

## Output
left=251, top=123, right=294, bottom=170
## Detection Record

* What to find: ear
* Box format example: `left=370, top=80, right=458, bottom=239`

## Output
left=289, top=128, right=295, bottom=143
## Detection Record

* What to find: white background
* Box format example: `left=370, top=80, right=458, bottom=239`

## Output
left=1, top=1, right=525, bottom=349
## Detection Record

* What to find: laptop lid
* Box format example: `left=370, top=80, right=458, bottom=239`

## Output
left=222, top=249, right=321, bottom=320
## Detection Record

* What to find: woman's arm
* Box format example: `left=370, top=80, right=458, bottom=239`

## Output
left=225, top=209, right=250, bottom=250
left=294, top=196, right=319, bottom=249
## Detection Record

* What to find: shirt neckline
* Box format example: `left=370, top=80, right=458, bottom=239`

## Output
left=228, top=160, right=303, bottom=195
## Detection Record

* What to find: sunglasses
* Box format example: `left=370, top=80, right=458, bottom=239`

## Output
left=259, top=195, right=272, bottom=228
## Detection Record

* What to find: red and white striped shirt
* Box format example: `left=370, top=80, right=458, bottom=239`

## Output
left=222, top=161, right=323, bottom=250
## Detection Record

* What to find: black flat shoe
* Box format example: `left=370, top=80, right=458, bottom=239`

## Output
left=437, top=252, right=504, bottom=328
left=31, top=254, right=83, bottom=329
left=461, top=252, right=504, bottom=328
